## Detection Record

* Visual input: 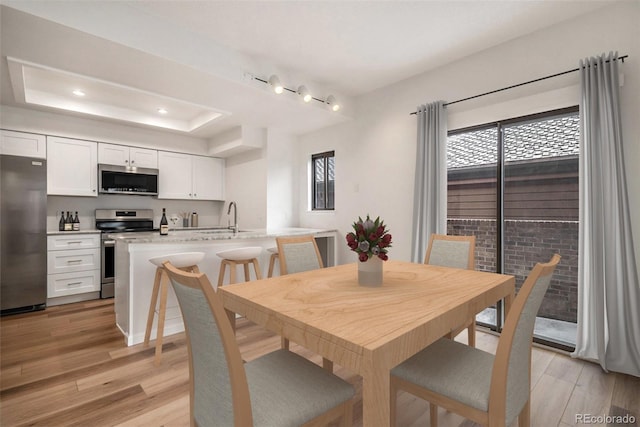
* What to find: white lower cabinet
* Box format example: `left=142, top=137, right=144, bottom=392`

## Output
left=47, top=233, right=101, bottom=299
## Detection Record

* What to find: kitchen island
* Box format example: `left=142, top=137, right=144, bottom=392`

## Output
left=113, top=227, right=338, bottom=346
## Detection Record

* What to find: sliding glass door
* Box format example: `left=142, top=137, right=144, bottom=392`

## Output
left=447, top=107, right=579, bottom=349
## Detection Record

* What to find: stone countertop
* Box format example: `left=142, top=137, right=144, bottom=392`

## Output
left=47, top=229, right=101, bottom=235
left=109, top=227, right=338, bottom=244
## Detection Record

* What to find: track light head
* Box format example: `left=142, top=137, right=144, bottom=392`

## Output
left=269, top=75, right=284, bottom=94
left=297, top=85, right=312, bottom=103
left=326, top=95, right=340, bottom=112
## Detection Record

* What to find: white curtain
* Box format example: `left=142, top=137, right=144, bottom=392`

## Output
left=573, top=52, right=640, bottom=377
left=411, top=101, right=447, bottom=263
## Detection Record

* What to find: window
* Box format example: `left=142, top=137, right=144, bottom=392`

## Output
left=447, top=106, right=579, bottom=350
left=311, top=151, right=335, bottom=210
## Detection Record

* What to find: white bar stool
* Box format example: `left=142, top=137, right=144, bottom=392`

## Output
left=216, top=247, right=263, bottom=286
left=267, top=247, right=279, bottom=278
left=144, top=252, right=205, bottom=366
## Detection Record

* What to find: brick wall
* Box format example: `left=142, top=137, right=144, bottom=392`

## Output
left=447, top=218, right=578, bottom=322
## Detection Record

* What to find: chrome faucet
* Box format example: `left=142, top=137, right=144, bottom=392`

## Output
left=227, top=201, right=238, bottom=233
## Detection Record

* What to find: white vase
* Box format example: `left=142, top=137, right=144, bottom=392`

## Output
left=358, top=256, right=383, bottom=287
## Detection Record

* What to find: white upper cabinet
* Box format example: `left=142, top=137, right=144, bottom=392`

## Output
left=158, top=151, right=192, bottom=199
left=98, top=143, right=158, bottom=169
left=0, top=130, right=46, bottom=158
left=192, top=156, right=224, bottom=200
left=158, top=151, right=224, bottom=200
left=47, top=136, right=97, bottom=197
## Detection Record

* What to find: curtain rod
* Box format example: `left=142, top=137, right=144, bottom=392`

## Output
left=410, top=54, right=628, bottom=115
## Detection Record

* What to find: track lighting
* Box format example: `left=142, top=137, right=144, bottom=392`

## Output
left=269, top=75, right=284, bottom=94
left=253, top=74, right=340, bottom=112
left=326, top=95, right=340, bottom=112
left=297, top=85, right=312, bottom=103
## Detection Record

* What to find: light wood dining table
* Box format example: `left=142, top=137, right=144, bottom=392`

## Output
left=220, top=260, right=515, bottom=427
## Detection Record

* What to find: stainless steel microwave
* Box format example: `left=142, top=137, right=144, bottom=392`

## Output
left=98, top=164, right=159, bottom=196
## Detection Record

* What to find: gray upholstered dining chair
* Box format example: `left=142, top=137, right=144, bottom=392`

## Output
left=424, top=234, right=477, bottom=346
left=391, top=254, right=561, bottom=427
left=163, top=261, right=354, bottom=427
left=276, top=235, right=324, bottom=351
left=276, top=235, right=324, bottom=275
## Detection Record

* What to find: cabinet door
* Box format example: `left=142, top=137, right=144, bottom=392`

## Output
left=158, top=151, right=192, bottom=199
left=98, top=143, right=129, bottom=166
left=47, top=137, right=97, bottom=197
left=192, top=156, right=224, bottom=200
left=130, top=147, right=158, bottom=169
left=0, top=130, right=46, bottom=158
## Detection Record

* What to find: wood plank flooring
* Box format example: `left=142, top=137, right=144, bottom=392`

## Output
left=1, top=299, right=638, bottom=426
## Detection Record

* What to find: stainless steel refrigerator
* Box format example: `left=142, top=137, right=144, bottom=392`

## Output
left=1, top=154, right=47, bottom=314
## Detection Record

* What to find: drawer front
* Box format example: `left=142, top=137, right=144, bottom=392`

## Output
left=48, top=270, right=100, bottom=297
left=48, top=234, right=100, bottom=250
left=47, top=248, right=100, bottom=274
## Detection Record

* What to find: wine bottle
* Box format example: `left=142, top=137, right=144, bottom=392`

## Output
left=59, top=211, right=65, bottom=231
left=73, top=211, right=80, bottom=231
left=64, top=211, right=73, bottom=231
left=160, top=208, right=169, bottom=235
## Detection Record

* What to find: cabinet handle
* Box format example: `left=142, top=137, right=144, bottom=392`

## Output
left=131, top=160, right=135, bottom=164
left=67, top=282, right=83, bottom=287
left=125, top=159, right=129, bottom=163
left=66, top=241, right=83, bottom=245
left=67, top=259, right=83, bottom=264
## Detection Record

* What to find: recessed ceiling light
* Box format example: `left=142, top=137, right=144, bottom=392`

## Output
left=157, top=108, right=168, bottom=114
left=72, top=89, right=85, bottom=97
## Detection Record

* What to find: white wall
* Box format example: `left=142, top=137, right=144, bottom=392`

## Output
left=223, top=149, right=267, bottom=229
left=297, top=2, right=640, bottom=267
left=266, top=129, right=298, bottom=230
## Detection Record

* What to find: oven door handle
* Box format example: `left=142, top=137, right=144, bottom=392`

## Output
left=104, top=240, right=116, bottom=247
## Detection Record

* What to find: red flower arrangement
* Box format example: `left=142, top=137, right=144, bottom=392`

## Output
left=346, top=215, right=393, bottom=262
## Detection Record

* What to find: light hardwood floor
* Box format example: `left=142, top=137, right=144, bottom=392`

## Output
left=1, top=299, right=638, bottom=426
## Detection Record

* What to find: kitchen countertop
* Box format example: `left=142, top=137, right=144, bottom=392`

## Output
left=109, top=227, right=338, bottom=244
left=47, top=229, right=101, bottom=235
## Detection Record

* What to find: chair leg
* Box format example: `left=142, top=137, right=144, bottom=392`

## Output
left=154, top=270, right=169, bottom=366
left=430, top=403, right=438, bottom=427
left=518, top=399, right=530, bottom=427
left=340, top=400, right=353, bottom=427
left=144, top=267, right=162, bottom=347
left=468, top=321, right=476, bottom=347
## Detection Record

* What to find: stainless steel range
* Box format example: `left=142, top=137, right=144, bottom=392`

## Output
left=95, top=209, right=155, bottom=298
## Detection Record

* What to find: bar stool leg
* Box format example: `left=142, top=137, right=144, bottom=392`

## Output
left=243, top=263, right=250, bottom=282
left=229, top=260, right=236, bottom=284
left=268, top=253, right=277, bottom=278
left=217, top=261, right=227, bottom=287
left=154, top=270, right=169, bottom=366
left=252, top=258, right=262, bottom=280
left=144, top=267, right=163, bottom=347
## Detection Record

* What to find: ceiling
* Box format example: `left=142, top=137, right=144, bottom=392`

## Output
left=0, top=1, right=616, bottom=140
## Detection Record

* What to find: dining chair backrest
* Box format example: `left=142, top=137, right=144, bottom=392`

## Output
left=490, top=253, right=561, bottom=423
left=424, top=234, right=475, bottom=270
left=163, top=261, right=252, bottom=426
left=276, top=235, right=324, bottom=275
